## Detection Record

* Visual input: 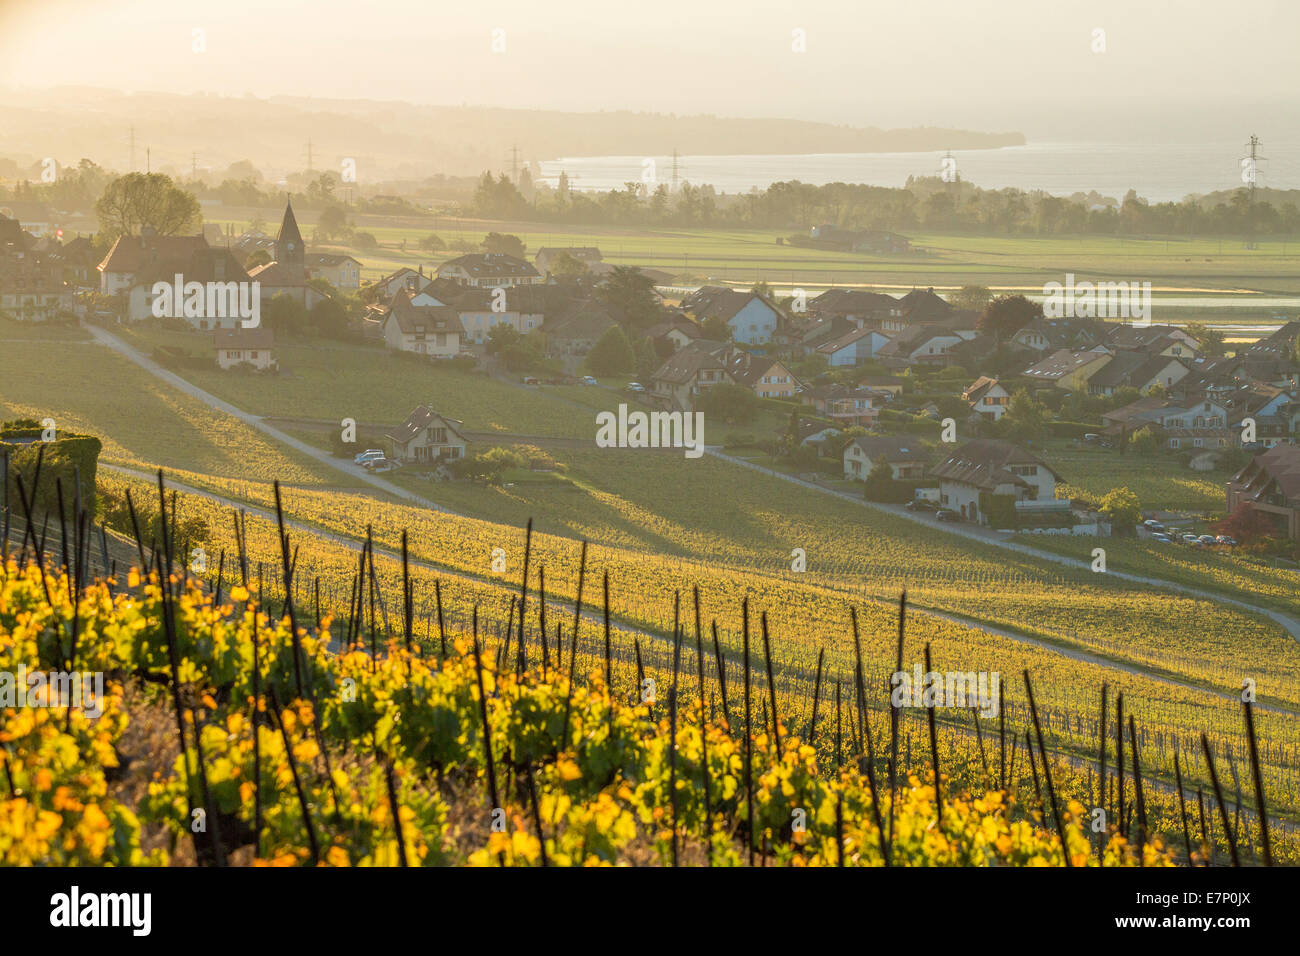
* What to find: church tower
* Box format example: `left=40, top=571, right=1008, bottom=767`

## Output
left=276, top=197, right=304, bottom=268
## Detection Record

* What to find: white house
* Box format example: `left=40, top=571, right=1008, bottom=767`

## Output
left=386, top=405, right=468, bottom=463
left=437, top=253, right=542, bottom=288
left=842, top=436, right=930, bottom=481
left=380, top=290, right=462, bottom=357
left=682, top=287, right=784, bottom=346
left=213, top=328, right=275, bottom=370
left=963, top=376, right=1011, bottom=421
left=930, top=439, right=1059, bottom=524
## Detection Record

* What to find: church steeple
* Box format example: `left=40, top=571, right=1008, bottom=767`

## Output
left=276, top=196, right=304, bottom=267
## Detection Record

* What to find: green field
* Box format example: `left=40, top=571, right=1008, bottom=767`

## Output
left=1044, top=440, right=1235, bottom=513
left=209, top=209, right=1300, bottom=324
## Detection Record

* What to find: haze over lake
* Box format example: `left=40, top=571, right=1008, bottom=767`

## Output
left=540, top=140, right=1300, bottom=204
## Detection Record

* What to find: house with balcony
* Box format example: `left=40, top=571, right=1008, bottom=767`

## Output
left=930, top=439, right=1060, bottom=525
left=801, top=384, right=885, bottom=427
left=386, top=405, right=468, bottom=463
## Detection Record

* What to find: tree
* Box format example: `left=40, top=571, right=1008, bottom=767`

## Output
left=978, top=294, right=1040, bottom=343
left=695, top=383, right=758, bottom=425
left=596, top=266, right=663, bottom=331
left=1183, top=322, right=1226, bottom=357
left=1098, top=486, right=1142, bottom=536
left=316, top=205, right=352, bottom=242
left=951, top=285, right=993, bottom=312
left=263, top=293, right=308, bottom=335
left=1128, top=424, right=1161, bottom=454
left=353, top=231, right=378, bottom=251
left=481, top=232, right=526, bottom=258
left=418, top=233, right=446, bottom=252
left=1213, top=502, right=1276, bottom=548
left=585, top=325, right=636, bottom=375
left=863, top=459, right=910, bottom=503
left=1000, top=388, right=1048, bottom=442
left=701, top=314, right=731, bottom=341
left=308, top=296, right=350, bottom=339
left=244, top=249, right=272, bottom=270
left=95, top=172, right=201, bottom=240
left=485, top=324, right=541, bottom=371
left=548, top=251, right=589, bottom=277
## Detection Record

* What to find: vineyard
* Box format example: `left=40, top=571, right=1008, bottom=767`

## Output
left=1, top=450, right=1290, bottom=867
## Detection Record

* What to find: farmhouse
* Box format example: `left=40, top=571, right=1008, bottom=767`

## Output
left=1226, top=443, right=1300, bottom=539
left=843, top=436, right=929, bottom=481
left=930, top=439, right=1060, bottom=524
left=386, top=405, right=468, bottom=463
left=1085, top=352, right=1188, bottom=396
left=213, top=327, right=275, bottom=370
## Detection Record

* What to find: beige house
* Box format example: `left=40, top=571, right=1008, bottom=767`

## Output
left=1022, top=348, right=1113, bottom=392
left=963, top=376, right=1010, bottom=421
left=381, top=290, right=462, bottom=357
left=305, top=253, right=363, bottom=291
left=386, top=405, right=468, bottom=463
left=213, top=328, right=275, bottom=370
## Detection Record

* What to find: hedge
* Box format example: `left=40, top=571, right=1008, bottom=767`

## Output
left=1, top=421, right=103, bottom=520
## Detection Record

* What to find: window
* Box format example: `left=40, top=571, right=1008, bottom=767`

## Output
left=1011, top=465, right=1038, bottom=476
left=1193, top=438, right=1204, bottom=448
left=1169, top=438, right=1181, bottom=449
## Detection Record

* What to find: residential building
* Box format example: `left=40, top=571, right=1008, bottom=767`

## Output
left=644, top=317, right=701, bottom=352
left=724, top=353, right=800, bottom=399
left=305, top=253, right=363, bottom=290
left=437, top=253, right=542, bottom=288
left=372, top=267, right=434, bottom=300
left=1226, top=443, right=1300, bottom=539
left=650, top=340, right=734, bottom=410
left=386, top=405, right=468, bottom=463
left=801, top=384, right=884, bottom=427
left=1022, top=348, right=1113, bottom=391
left=1085, top=352, right=1188, bottom=396
left=681, top=287, right=784, bottom=346
left=0, top=215, right=72, bottom=320
left=445, top=284, right=546, bottom=344
left=213, top=327, right=276, bottom=370
left=380, top=290, right=462, bottom=357
left=816, top=326, right=891, bottom=366
left=963, top=376, right=1011, bottom=421
left=930, top=439, right=1060, bottom=524
left=842, top=436, right=930, bottom=481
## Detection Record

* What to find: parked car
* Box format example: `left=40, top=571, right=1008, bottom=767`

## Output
left=354, top=449, right=385, bottom=465
left=1142, top=519, right=1165, bottom=532
left=523, top=376, right=541, bottom=386
left=1083, top=433, right=1101, bottom=442
left=1216, top=535, right=1238, bottom=546
left=1151, top=533, right=1173, bottom=543
left=1181, top=533, right=1201, bottom=545
left=625, top=382, right=646, bottom=393
left=1198, top=534, right=1217, bottom=546
left=905, top=499, right=935, bottom=512
left=364, top=458, right=401, bottom=473
left=581, top=375, right=598, bottom=386
left=935, top=510, right=961, bottom=523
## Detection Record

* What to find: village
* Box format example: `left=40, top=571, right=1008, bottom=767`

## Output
left=3, top=195, right=1300, bottom=552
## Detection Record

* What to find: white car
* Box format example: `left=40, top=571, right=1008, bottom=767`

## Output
left=625, top=382, right=646, bottom=393
left=354, top=449, right=385, bottom=465
left=581, top=375, right=598, bottom=386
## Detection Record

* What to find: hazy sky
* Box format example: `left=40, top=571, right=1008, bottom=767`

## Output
left=1, top=0, right=1296, bottom=139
